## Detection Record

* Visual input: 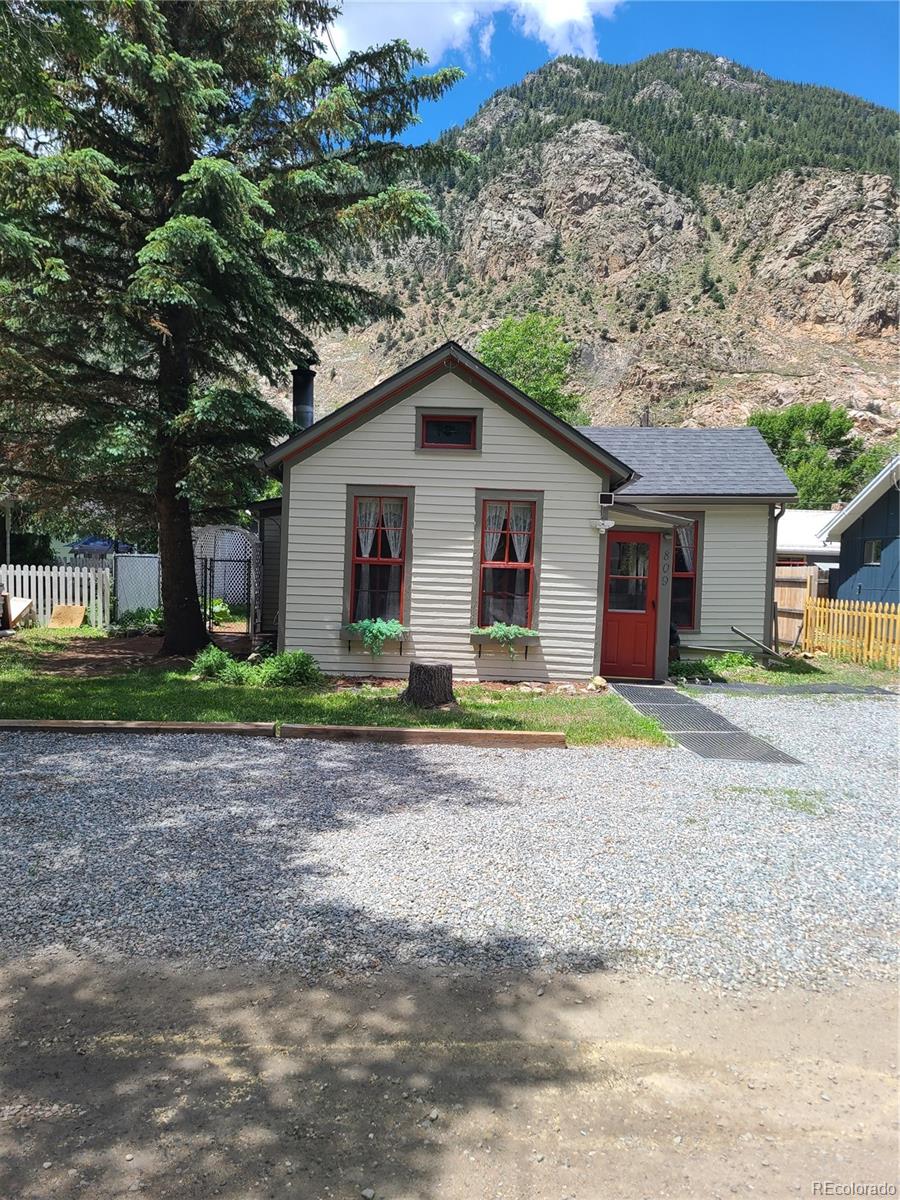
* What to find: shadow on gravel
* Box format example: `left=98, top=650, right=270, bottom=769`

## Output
left=0, top=732, right=607, bottom=1197
left=0, top=733, right=538, bottom=965
left=0, top=946, right=602, bottom=1199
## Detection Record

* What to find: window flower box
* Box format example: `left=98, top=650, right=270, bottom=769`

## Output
left=470, top=624, right=540, bottom=660
left=342, top=619, right=408, bottom=656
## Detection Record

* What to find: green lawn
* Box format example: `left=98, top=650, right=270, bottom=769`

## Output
left=682, top=653, right=897, bottom=690
left=1, top=625, right=107, bottom=653
left=0, top=649, right=667, bottom=746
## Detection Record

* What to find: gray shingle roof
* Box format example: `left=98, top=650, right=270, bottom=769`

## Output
left=578, top=426, right=797, bottom=500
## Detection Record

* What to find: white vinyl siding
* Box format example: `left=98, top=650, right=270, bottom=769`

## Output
left=282, top=375, right=607, bottom=680
left=677, top=505, right=771, bottom=651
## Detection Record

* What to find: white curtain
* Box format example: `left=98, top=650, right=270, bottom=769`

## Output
left=509, top=503, right=533, bottom=562
left=382, top=499, right=404, bottom=559
left=676, top=524, right=694, bottom=572
left=354, top=499, right=379, bottom=619
left=356, top=498, right=379, bottom=557
left=484, top=502, right=506, bottom=561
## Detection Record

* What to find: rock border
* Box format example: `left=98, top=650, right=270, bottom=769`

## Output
left=0, top=718, right=567, bottom=749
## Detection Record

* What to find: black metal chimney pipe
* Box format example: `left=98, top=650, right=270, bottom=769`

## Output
left=291, top=366, right=315, bottom=430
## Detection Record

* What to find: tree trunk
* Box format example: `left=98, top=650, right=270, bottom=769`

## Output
left=150, top=36, right=208, bottom=660
left=155, top=309, right=208, bottom=658
left=400, top=661, right=456, bottom=708
left=156, top=448, right=209, bottom=656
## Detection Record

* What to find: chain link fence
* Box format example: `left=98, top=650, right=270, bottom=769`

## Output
left=111, top=535, right=261, bottom=631
left=112, top=554, right=161, bottom=617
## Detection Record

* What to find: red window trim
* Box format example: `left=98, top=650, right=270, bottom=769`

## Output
left=419, top=413, right=477, bottom=450
left=673, top=519, right=699, bottom=630
left=349, top=495, right=408, bottom=622
left=478, top=499, right=536, bottom=627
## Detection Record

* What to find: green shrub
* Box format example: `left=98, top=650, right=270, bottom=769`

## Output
left=711, top=651, right=756, bottom=671
left=191, top=644, right=322, bottom=687
left=257, top=650, right=323, bottom=687
left=220, top=658, right=254, bottom=685
left=207, top=598, right=248, bottom=625
left=192, top=644, right=232, bottom=679
left=115, top=606, right=163, bottom=630
left=669, top=651, right=756, bottom=679
left=668, top=659, right=710, bottom=680
left=208, top=598, right=232, bottom=625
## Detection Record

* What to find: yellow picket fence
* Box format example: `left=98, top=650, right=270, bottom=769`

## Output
left=802, top=597, right=900, bottom=669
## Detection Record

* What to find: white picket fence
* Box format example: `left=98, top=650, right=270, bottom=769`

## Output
left=0, top=563, right=112, bottom=627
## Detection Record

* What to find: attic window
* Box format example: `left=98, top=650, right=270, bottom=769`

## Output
left=864, top=539, right=883, bottom=566
left=419, top=413, right=478, bottom=450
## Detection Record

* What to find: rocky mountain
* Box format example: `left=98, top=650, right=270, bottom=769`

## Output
left=310, top=51, right=899, bottom=439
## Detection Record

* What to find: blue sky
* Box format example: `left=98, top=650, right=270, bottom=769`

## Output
left=331, top=1, right=899, bottom=142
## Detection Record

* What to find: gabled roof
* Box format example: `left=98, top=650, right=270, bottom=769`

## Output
left=263, top=342, right=634, bottom=485
left=818, top=455, right=900, bottom=540
left=777, top=510, right=840, bottom=556
left=578, top=426, right=797, bottom=501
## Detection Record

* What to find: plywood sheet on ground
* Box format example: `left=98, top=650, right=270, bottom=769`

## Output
left=48, top=604, right=85, bottom=628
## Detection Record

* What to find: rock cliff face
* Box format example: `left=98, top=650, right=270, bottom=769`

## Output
left=308, top=53, right=899, bottom=441
left=462, top=123, right=704, bottom=281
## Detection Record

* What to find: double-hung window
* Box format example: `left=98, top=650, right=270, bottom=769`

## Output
left=478, top=499, right=537, bottom=627
left=672, top=520, right=700, bottom=630
left=349, top=495, right=407, bottom=621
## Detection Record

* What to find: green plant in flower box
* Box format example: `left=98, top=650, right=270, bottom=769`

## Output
left=470, top=622, right=540, bottom=658
left=345, top=618, right=407, bottom=656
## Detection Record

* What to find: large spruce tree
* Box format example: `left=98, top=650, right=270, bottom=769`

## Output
left=0, top=1, right=461, bottom=652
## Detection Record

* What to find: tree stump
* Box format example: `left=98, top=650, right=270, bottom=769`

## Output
left=399, top=660, right=456, bottom=708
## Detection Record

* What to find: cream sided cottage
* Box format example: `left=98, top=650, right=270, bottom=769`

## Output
left=259, top=343, right=796, bottom=681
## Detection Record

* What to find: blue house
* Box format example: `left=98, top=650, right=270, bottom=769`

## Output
left=819, top=456, right=899, bottom=604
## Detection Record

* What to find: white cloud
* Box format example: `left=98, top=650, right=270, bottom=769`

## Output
left=330, top=0, right=622, bottom=66
left=478, top=15, right=495, bottom=58
left=329, top=2, right=481, bottom=63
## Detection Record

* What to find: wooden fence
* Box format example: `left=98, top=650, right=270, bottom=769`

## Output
left=0, top=563, right=112, bottom=627
left=774, top=564, right=829, bottom=648
left=802, top=597, right=899, bottom=669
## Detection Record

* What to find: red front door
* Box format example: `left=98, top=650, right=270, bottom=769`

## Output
left=600, top=532, right=660, bottom=679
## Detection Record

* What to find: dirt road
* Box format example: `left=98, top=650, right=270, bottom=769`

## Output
left=1, top=955, right=895, bottom=1200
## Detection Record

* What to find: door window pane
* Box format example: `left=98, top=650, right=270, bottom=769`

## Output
left=608, top=576, right=647, bottom=612
left=610, top=541, right=649, bottom=577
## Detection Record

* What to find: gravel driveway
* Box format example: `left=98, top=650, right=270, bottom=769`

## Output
left=1, top=693, right=896, bottom=989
